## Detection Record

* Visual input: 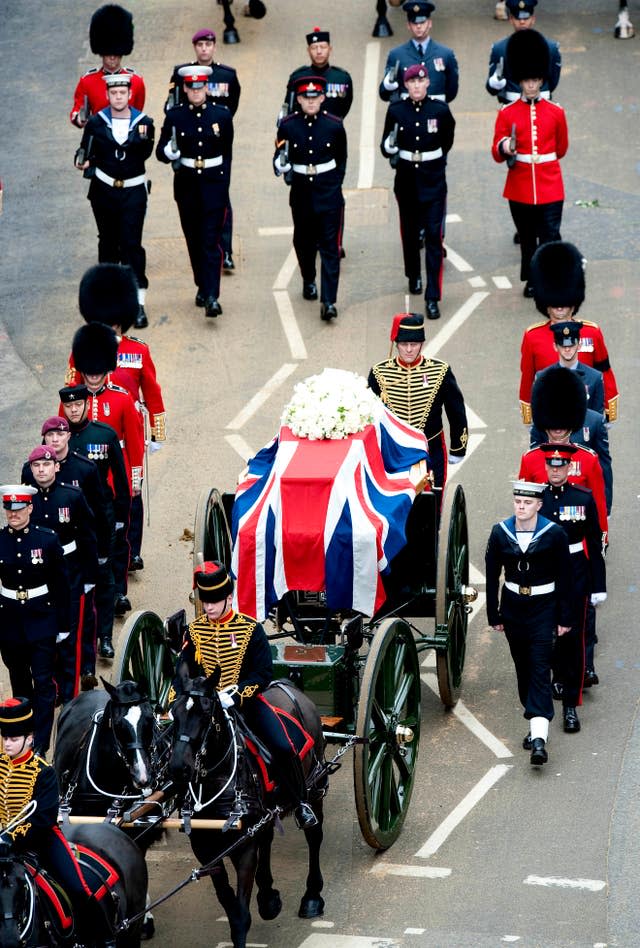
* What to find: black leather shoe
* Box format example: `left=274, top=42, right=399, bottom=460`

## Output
left=195, top=291, right=206, bottom=307
left=583, top=667, right=599, bottom=688
left=340, top=247, right=346, bottom=259
left=99, top=637, right=115, bottom=659
left=530, top=738, right=548, bottom=765
left=513, top=231, right=521, bottom=244
left=563, top=706, right=581, bottom=733
left=81, top=672, right=99, bottom=691
left=522, top=733, right=532, bottom=751
left=128, top=555, right=144, bottom=572
left=320, top=303, right=337, bottom=321
left=303, top=282, right=318, bottom=301
left=223, top=252, right=235, bottom=271
left=205, top=297, right=222, bottom=318
left=134, top=305, right=148, bottom=329
left=113, top=594, right=131, bottom=617
left=409, top=276, right=423, bottom=295
left=552, top=680, right=564, bottom=700
left=426, top=300, right=441, bottom=320
left=294, top=802, right=319, bottom=829
left=523, top=282, right=535, bottom=298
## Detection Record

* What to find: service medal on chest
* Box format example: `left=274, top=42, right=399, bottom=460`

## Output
left=31, top=548, right=43, bottom=565
left=58, top=507, right=70, bottom=523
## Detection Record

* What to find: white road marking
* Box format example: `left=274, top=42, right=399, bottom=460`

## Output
left=370, top=863, right=451, bottom=878
left=423, top=291, right=490, bottom=358
left=501, top=938, right=522, bottom=943
left=445, top=213, right=462, bottom=223
left=443, top=243, right=473, bottom=273
left=310, top=920, right=335, bottom=928
left=523, top=876, right=606, bottom=892
left=298, top=937, right=399, bottom=947
left=272, top=246, right=298, bottom=291
left=469, top=275, right=487, bottom=288
left=466, top=405, right=488, bottom=430
left=469, top=563, right=485, bottom=585
left=405, top=928, right=427, bottom=935
left=493, top=275, right=513, bottom=289
left=357, top=43, right=381, bottom=190
left=273, top=289, right=308, bottom=360
left=414, top=764, right=512, bottom=858
left=421, top=673, right=512, bottom=758
left=224, top=434, right=255, bottom=462
left=259, top=226, right=294, bottom=236
left=225, top=364, right=297, bottom=430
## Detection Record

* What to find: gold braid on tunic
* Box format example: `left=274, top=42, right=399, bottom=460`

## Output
left=187, top=613, right=261, bottom=703
left=371, top=357, right=449, bottom=433
left=0, top=753, right=45, bottom=839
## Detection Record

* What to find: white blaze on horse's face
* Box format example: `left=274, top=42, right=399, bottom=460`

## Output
left=124, top=704, right=149, bottom=788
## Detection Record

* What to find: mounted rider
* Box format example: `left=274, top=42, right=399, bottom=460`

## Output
left=172, top=561, right=319, bottom=829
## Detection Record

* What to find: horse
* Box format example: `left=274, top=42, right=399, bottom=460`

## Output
left=0, top=807, right=148, bottom=948
left=168, top=665, right=328, bottom=948
left=217, top=0, right=267, bottom=44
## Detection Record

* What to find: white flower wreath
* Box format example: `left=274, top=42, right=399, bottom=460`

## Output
left=281, top=368, right=380, bottom=440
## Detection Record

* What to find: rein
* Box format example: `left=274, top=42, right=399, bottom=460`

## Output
left=183, top=706, right=239, bottom=812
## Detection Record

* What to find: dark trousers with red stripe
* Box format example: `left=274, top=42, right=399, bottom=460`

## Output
left=0, top=631, right=56, bottom=753
left=243, top=696, right=311, bottom=806
left=56, top=586, right=85, bottom=704
left=397, top=191, right=446, bottom=301
left=291, top=199, right=342, bottom=305
left=553, top=593, right=587, bottom=707
left=37, top=827, right=92, bottom=901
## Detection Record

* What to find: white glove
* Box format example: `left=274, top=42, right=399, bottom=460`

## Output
left=274, top=153, right=292, bottom=175
left=149, top=441, right=163, bottom=453
left=163, top=141, right=181, bottom=161
left=591, top=592, right=607, bottom=606
left=383, top=134, right=399, bottom=156
left=219, top=690, right=236, bottom=710
left=383, top=71, right=399, bottom=92
left=488, top=72, right=507, bottom=91
left=98, top=557, right=108, bottom=566
left=56, top=632, right=70, bottom=644
left=84, top=584, right=95, bottom=594
left=115, top=522, right=125, bottom=532
left=448, top=454, right=464, bottom=465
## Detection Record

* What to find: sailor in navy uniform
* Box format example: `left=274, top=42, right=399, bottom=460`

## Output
left=0, top=488, right=70, bottom=755
left=539, top=444, right=606, bottom=734
left=165, top=28, right=241, bottom=272
left=284, top=27, right=353, bottom=121
left=486, top=0, right=561, bottom=105
left=76, top=72, right=154, bottom=329
left=157, top=65, right=234, bottom=319
left=485, top=481, right=572, bottom=765
left=26, top=446, right=98, bottom=705
left=379, top=1, right=458, bottom=105
left=274, top=75, right=347, bottom=321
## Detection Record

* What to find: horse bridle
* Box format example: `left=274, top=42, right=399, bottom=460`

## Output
left=175, top=689, right=239, bottom=811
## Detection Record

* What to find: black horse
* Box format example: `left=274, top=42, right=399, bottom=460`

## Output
left=0, top=810, right=148, bottom=948
left=169, top=666, right=328, bottom=948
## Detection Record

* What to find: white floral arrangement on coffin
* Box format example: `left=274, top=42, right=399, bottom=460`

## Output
left=281, top=368, right=380, bottom=440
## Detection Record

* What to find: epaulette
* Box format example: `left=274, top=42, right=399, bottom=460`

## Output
left=570, top=483, right=593, bottom=495
left=323, top=111, right=343, bottom=124
left=523, top=446, right=540, bottom=456
left=125, top=334, right=149, bottom=347
left=424, top=356, right=448, bottom=369
left=123, top=67, right=137, bottom=75
left=84, top=67, right=100, bottom=76
left=69, top=450, right=93, bottom=467
left=106, top=382, right=130, bottom=395
left=579, top=319, right=601, bottom=329
left=280, top=112, right=298, bottom=126
left=91, top=419, right=119, bottom=435
left=525, top=319, right=549, bottom=332
left=57, top=482, right=83, bottom=496
left=33, top=524, right=58, bottom=538
left=576, top=443, right=597, bottom=456
left=214, top=62, right=237, bottom=75
left=501, top=99, right=519, bottom=112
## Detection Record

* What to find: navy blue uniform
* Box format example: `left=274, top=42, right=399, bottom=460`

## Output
left=381, top=95, right=455, bottom=302
left=157, top=101, right=234, bottom=302
left=380, top=38, right=459, bottom=104
left=166, top=61, right=241, bottom=115
left=286, top=63, right=353, bottom=120
left=276, top=110, right=347, bottom=306
left=485, top=514, right=572, bottom=722
left=486, top=33, right=561, bottom=105
left=0, top=525, right=70, bottom=752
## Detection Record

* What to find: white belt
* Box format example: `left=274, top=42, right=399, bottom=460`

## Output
left=505, top=90, right=551, bottom=102
left=292, top=159, right=337, bottom=176
left=179, top=156, right=223, bottom=169
left=398, top=148, right=443, bottom=163
left=95, top=168, right=146, bottom=188
left=62, top=540, right=77, bottom=555
left=1, top=584, right=49, bottom=602
left=515, top=152, right=557, bottom=164
left=569, top=542, right=584, bottom=554
left=429, top=93, right=446, bottom=102
left=504, top=581, right=555, bottom=596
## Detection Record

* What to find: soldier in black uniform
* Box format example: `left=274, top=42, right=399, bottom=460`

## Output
left=539, top=443, right=606, bottom=734
left=60, top=385, right=131, bottom=663
left=485, top=481, right=572, bottom=765
left=486, top=0, right=561, bottom=106
left=75, top=72, right=155, bottom=329
left=274, top=75, right=347, bottom=321
left=381, top=64, right=455, bottom=320
left=157, top=65, right=234, bottom=319
left=368, top=313, right=467, bottom=492
left=26, top=446, right=98, bottom=705
left=165, top=28, right=241, bottom=272
left=0, top=487, right=70, bottom=755
left=284, top=28, right=353, bottom=121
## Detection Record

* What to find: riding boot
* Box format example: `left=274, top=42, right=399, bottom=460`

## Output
left=75, top=892, right=117, bottom=947
left=276, top=753, right=318, bottom=829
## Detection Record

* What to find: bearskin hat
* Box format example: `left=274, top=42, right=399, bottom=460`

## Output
left=530, top=242, right=586, bottom=317
left=531, top=365, right=587, bottom=433
left=72, top=323, right=119, bottom=375
left=79, top=264, right=139, bottom=334
left=506, top=29, right=549, bottom=83
left=90, top=5, right=134, bottom=56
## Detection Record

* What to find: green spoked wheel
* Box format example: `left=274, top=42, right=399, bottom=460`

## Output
left=435, top=483, right=471, bottom=709
left=112, top=610, right=175, bottom=713
left=353, top=618, right=421, bottom=850
left=193, top=487, right=233, bottom=616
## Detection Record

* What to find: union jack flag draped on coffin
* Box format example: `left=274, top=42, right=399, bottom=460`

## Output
left=231, top=402, right=429, bottom=620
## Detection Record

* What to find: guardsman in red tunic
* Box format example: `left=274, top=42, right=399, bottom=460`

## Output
left=70, top=4, right=145, bottom=127
left=491, top=29, right=568, bottom=296
left=519, top=241, right=619, bottom=424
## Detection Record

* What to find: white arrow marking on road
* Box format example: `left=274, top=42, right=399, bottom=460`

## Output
left=421, top=674, right=512, bottom=758
left=414, top=764, right=512, bottom=859
left=357, top=43, right=381, bottom=191
left=423, top=290, right=490, bottom=358
left=258, top=226, right=294, bottom=236
left=370, top=864, right=451, bottom=878
left=469, top=563, right=486, bottom=585
left=443, top=243, right=473, bottom=273
left=224, top=434, right=255, bottom=463
left=225, top=364, right=297, bottom=430
left=493, top=275, right=513, bottom=289
left=469, top=275, right=487, bottom=287
left=466, top=405, right=488, bottom=430
left=444, top=432, right=485, bottom=480
left=272, top=246, right=298, bottom=291
left=524, top=876, right=606, bottom=892
left=274, top=290, right=307, bottom=360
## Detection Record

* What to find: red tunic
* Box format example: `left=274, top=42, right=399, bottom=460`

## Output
left=492, top=97, right=568, bottom=204
left=519, top=445, right=609, bottom=542
left=519, top=319, right=619, bottom=423
left=70, top=66, right=145, bottom=125
left=65, top=336, right=166, bottom=441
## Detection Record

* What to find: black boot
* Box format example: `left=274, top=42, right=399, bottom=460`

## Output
left=277, top=755, right=318, bottom=829
left=99, top=636, right=115, bottom=659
